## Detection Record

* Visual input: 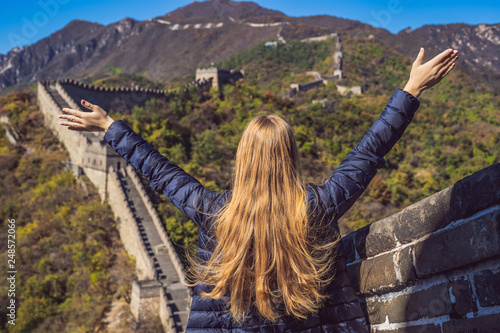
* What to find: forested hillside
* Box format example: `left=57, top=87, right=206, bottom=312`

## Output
left=0, top=32, right=498, bottom=332
left=0, top=92, right=144, bottom=332
left=93, top=38, right=499, bottom=256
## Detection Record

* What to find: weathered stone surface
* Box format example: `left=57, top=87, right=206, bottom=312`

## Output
left=393, top=245, right=416, bottom=285
left=444, top=163, right=500, bottom=224
left=365, top=217, right=398, bottom=257
left=449, top=278, right=476, bottom=317
left=347, top=252, right=397, bottom=294
left=365, top=296, right=386, bottom=325
left=385, top=277, right=474, bottom=323
left=375, top=323, right=441, bottom=333
left=341, top=164, right=499, bottom=267
left=474, top=269, right=500, bottom=307
left=385, top=282, right=450, bottom=323
left=393, top=186, right=452, bottom=244
left=442, top=313, right=500, bottom=333
left=414, top=209, right=500, bottom=277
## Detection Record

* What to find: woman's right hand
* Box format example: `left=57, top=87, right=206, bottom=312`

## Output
left=59, top=99, right=115, bottom=132
left=403, top=47, right=458, bottom=99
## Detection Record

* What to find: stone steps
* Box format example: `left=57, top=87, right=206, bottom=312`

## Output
left=43, top=82, right=191, bottom=332
left=117, top=169, right=190, bottom=331
left=47, top=86, right=70, bottom=108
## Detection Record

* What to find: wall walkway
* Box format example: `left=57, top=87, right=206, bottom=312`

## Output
left=38, top=80, right=190, bottom=332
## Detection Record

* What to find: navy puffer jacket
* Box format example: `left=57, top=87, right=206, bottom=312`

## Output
left=104, top=88, right=420, bottom=332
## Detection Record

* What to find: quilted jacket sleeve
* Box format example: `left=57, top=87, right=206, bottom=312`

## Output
left=103, top=120, right=218, bottom=227
left=316, top=88, right=420, bottom=219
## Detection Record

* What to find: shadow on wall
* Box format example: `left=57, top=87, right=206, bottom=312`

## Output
left=341, top=163, right=500, bottom=332
left=41, top=79, right=171, bottom=115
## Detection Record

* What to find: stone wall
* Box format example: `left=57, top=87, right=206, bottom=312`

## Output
left=107, top=167, right=156, bottom=280
left=39, top=80, right=190, bottom=332
left=38, top=82, right=123, bottom=201
left=337, top=84, right=363, bottom=96
left=125, top=164, right=188, bottom=286
left=195, top=67, right=244, bottom=90
left=160, top=286, right=176, bottom=333
left=300, top=33, right=338, bottom=43
left=286, top=33, right=362, bottom=97
left=342, top=163, right=500, bottom=332
left=38, top=83, right=85, bottom=165
left=47, top=78, right=170, bottom=115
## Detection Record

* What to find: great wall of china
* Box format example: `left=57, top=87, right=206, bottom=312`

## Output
left=32, top=21, right=500, bottom=331
left=284, top=33, right=363, bottom=98
left=145, top=14, right=362, bottom=99
left=37, top=75, right=500, bottom=332
left=38, top=80, right=191, bottom=332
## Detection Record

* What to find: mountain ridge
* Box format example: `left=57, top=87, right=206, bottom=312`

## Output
left=0, top=0, right=499, bottom=92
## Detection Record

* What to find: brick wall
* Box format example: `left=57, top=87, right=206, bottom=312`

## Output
left=107, top=167, right=156, bottom=280
left=341, top=163, right=500, bottom=332
left=53, top=79, right=170, bottom=115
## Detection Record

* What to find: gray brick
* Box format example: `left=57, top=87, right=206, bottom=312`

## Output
left=385, top=277, right=473, bottom=323
left=414, top=209, right=500, bottom=277
left=444, top=163, right=500, bottom=225
left=375, top=323, right=441, bottom=333
left=366, top=296, right=385, bottom=325
left=365, top=217, right=398, bottom=257
left=393, top=245, right=416, bottom=286
left=385, top=281, right=450, bottom=323
left=474, top=268, right=500, bottom=307
left=449, top=278, right=475, bottom=317
left=442, top=313, right=500, bottom=333
left=347, top=252, right=397, bottom=294
left=393, top=186, right=452, bottom=244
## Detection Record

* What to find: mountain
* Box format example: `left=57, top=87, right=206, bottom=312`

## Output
left=0, top=0, right=499, bottom=92
left=377, top=23, right=500, bottom=90
left=157, top=0, right=287, bottom=23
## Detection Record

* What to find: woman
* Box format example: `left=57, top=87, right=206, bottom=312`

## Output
left=59, top=47, right=458, bottom=332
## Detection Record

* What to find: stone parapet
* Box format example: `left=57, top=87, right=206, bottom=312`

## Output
left=341, top=163, right=500, bottom=331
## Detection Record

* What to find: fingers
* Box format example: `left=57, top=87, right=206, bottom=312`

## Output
left=437, top=51, right=458, bottom=74
left=61, top=107, right=85, bottom=118
left=59, top=121, right=87, bottom=130
left=59, top=114, right=80, bottom=122
left=429, top=48, right=455, bottom=67
left=66, top=126, right=89, bottom=131
left=439, top=59, right=456, bottom=78
left=81, top=99, right=94, bottom=111
left=413, top=47, right=425, bottom=67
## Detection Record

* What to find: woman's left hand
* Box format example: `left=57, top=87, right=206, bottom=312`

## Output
left=59, top=99, right=115, bottom=132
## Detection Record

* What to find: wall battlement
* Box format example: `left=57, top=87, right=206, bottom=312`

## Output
left=284, top=32, right=364, bottom=98
left=41, top=78, right=171, bottom=115
left=37, top=70, right=499, bottom=331
left=342, top=163, right=500, bottom=332
left=195, top=66, right=244, bottom=90
left=38, top=80, right=190, bottom=332
left=41, top=78, right=168, bottom=95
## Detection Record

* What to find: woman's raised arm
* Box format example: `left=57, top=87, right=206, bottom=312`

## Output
left=316, top=47, right=458, bottom=219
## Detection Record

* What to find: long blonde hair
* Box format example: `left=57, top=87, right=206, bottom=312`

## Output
left=190, top=113, right=340, bottom=323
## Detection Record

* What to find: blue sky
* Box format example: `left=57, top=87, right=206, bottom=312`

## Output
left=1, top=0, right=499, bottom=55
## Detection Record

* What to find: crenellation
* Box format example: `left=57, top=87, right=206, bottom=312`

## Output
left=195, top=66, right=243, bottom=90
left=343, top=163, right=500, bottom=332
left=38, top=79, right=193, bottom=332
left=35, top=40, right=500, bottom=331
